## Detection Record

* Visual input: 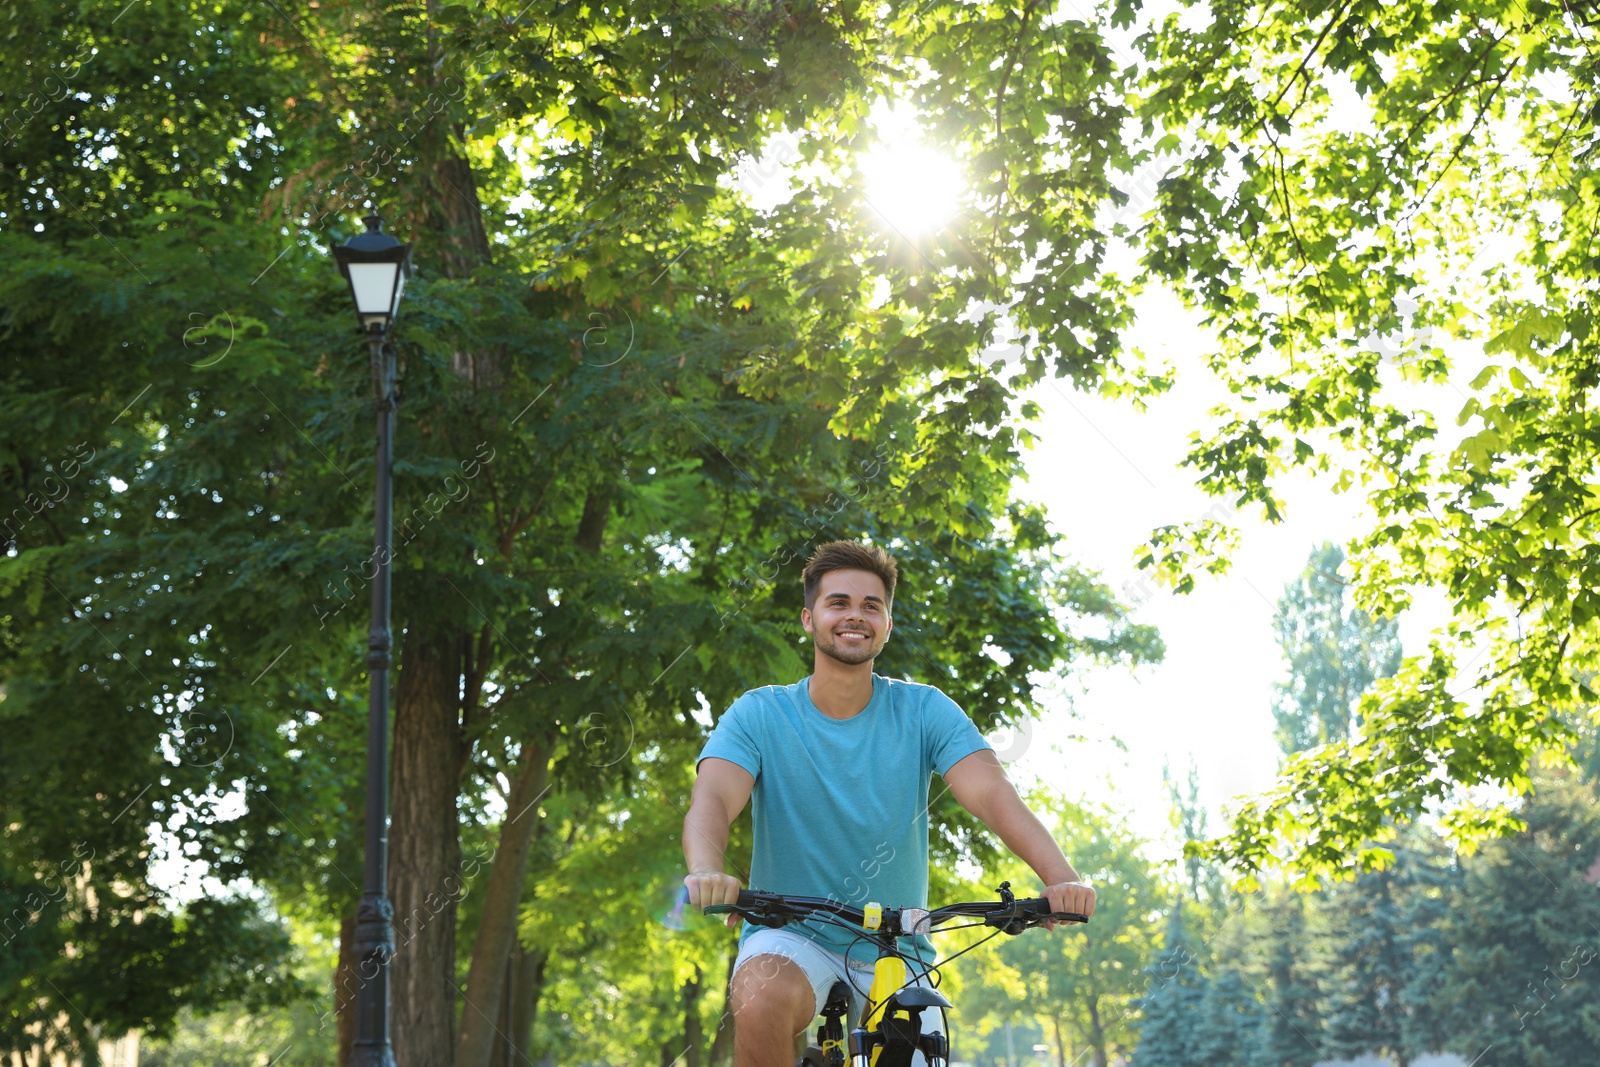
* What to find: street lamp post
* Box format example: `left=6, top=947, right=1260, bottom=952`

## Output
left=332, top=210, right=412, bottom=1067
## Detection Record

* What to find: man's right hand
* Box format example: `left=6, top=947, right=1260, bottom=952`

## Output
left=684, top=871, right=744, bottom=927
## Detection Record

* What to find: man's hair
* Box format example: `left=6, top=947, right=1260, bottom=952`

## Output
left=802, top=540, right=899, bottom=611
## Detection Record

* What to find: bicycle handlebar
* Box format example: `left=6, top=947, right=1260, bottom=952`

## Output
left=703, top=881, right=1088, bottom=937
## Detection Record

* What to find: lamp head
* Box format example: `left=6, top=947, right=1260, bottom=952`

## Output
left=332, top=211, right=412, bottom=334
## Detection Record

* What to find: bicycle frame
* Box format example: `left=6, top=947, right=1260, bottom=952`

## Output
left=862, top=950, right=906, bottom=1035
left=845, top=914, right=950, bottom=1067
left=805, top=931, right=943, bottom=1067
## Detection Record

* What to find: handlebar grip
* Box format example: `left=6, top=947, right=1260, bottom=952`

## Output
left=1012, top=898, right=1090, bottom=928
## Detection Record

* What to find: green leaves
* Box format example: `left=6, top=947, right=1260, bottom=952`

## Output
left=1136, top=518, right=1242, bottom=594
left=2, top=0, right=1163, bottom=1055
left=1125, top=0, right=1600, bottom=881
left=1484, top=306, right=1565, bottom=359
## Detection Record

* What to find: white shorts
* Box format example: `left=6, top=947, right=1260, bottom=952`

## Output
left=732, top=927, right=943, bottom=1062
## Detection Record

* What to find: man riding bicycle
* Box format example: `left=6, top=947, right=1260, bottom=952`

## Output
left=682, top=540, right=1097, bottom=1067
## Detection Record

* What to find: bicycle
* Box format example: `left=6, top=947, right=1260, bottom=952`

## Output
left=705, top=879, right=1088, bottom=1067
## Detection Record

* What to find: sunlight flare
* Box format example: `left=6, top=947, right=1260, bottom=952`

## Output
left=857, top=99, right=964, bottom=238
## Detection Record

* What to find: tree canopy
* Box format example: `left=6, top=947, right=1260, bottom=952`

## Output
left=7, top=0, right=1600, bottom=1058
left=1125, top=0, right=1600, bottom=876
left=0, top=0, right=1160, bottom=1059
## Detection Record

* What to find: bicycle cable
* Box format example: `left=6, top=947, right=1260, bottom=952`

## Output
left=790, top=910, right=941, bottom=1018
left=868, top=919, right=1006, bottom=1060
left=840, top=930, right=877, bottom=1005
left=734, top=899, right=1042, bottom=1057
left=849, top=918, right=999, bottom=1020
left=883, top=922, right=1008, bottom=1007
left=860, top=926, right=1001, bottom=1050
left=788, top=911, right=894, bottom=1006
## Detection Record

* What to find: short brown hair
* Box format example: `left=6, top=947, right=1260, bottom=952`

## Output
left=802, top=540, right=898, bottom=611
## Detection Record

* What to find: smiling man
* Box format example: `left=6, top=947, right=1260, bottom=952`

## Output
left=682, top=540, right=1097, bottom=1067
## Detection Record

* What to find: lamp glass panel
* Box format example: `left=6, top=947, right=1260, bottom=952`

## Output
left=347, top=261, right=399, bottom=318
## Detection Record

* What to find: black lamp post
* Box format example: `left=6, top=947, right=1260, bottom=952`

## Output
left=332, top=210, right=411, bottom=1067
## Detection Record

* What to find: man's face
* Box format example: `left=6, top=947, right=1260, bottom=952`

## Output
left=802, top=568, right=892, bottom=666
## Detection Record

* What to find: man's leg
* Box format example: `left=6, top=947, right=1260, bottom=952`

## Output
left=729, top=953, right=818, bottom=1067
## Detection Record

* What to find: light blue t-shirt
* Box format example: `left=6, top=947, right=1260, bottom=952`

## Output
left=697, top=673, right=991, bottom=965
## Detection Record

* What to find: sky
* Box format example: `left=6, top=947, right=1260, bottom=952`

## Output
left=994, top=280, right=1465, bottom=861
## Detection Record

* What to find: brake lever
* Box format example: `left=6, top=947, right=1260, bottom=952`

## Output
left=988, top=903, right=1090, bottom=934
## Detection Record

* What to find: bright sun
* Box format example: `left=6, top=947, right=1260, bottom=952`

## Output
left=857, top=105, right=964, bottom=237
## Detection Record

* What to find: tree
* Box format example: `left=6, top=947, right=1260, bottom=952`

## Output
left=1126, top=0, right=1600, bottom=877
left=980, top=796, right=1167, bottom=1067
left=1393, top=835, right=1460, bottom=1061
left=1191, top=966, right=1263, bottom=1067
left=1128, top=906, right=1206, bottom=1067
left=512, top=772, right=727, bottom=1067
left=1264, top=544, right=1413, bottom=1066
left=1164, top=759, right=1226, bottom=906
left=1300, top=823, right=1463, bottom=1067
left=1249, top=892, right=1323, bottom=1067
left=1131, top=763, right=1239, bottom=1067
left=1424, top=767, right=1600, bottom=1067
left=1318, top=861, right=1414, bottom=1066
left=1271, top=543, right=1401, bottom=754
left=0, top=0, right=1161, bottom=1060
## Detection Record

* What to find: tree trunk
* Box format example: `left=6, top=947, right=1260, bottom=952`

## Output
left=386, top=64, right=493, bottom=1059
left=419, top=149, right=493, bottom=283
left=456, top=736, right=553, bottom=1067
left=706, top=945, right=738, bottom=1067
left=516, top=945, right=549, bottom=1060
left=683, top=965, right=704, bottom=1067
left=490, top=943, right=548, bottom=1067
left=490, top=948, right=514, bottom=1067
left=706, top=1009, right=734, bottom=1067
left=335, top=911, right=357, bottom=1067
left=1051, top=1014, right=1065, bottom=1067
left=391, top=627, right=464, bottom=1067
left=1085, top=996, right=1108, bottom=1067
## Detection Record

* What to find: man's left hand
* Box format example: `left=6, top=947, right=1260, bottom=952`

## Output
left=1041, top=880, right=1095, bottom=931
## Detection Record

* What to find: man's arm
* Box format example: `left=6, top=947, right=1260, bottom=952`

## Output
left=683, top=757, right=755, bottom=924
left=943, top=749, right=1096, bottom=924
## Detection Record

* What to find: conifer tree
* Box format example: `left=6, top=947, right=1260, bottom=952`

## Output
left=1426, top=769, right=1600, bottom=1067
left=1129, top=905, right=1206, bottom=1067
left=1319, top=864, right=1413, bottom=1065
left=1252, top=892, right=1324, bottom=1067
left=1267, top=546, right=1425, bottom=1064
left=1192, top=967, right=1263, bottom=1067
left=1395, top=833, right=1460, bottom=1059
